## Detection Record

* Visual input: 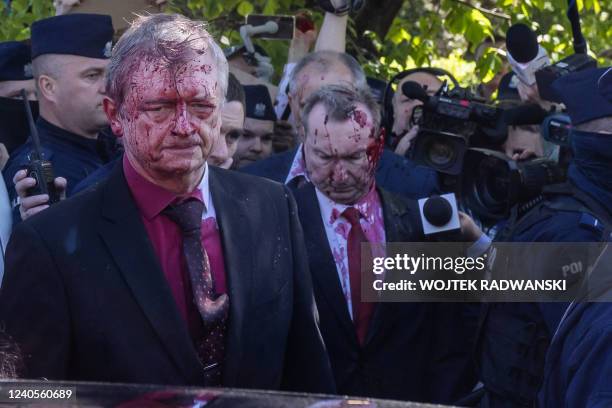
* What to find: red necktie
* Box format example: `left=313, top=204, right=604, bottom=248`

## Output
left=163, top=198, right=229, bottom=385
left=342, top=207, right=374, bottom=345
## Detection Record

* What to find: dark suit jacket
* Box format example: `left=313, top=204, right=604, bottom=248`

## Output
left=292, top=183, right=476, bottom=403
left=0, top=163, right=335, bottom=393
left=241, top=147, right=440, bottom=199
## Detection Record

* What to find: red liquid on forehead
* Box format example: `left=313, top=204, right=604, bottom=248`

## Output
left=352, top=109, right=368, bottom=128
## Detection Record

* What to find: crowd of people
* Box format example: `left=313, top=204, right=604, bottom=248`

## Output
left=0, top=1, right=611, bottom=407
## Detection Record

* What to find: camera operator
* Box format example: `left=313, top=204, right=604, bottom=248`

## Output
left=475, top=67, right=612, bottom=408
left=390, top=69, right=444, bottom=157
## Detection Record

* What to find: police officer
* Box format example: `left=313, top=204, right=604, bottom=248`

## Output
left=476, top=67, right=612, bottom=407
left=0, top=41, right=37, bottom=159
left=233, top=84, right=276, bottom=168
left=538, top=67, right=612, bottom=407
left=0, top=41, right=38, bottom=273
left=2, top=14, right=116, bottom=222
left=0, top=41, right=36, bottom=101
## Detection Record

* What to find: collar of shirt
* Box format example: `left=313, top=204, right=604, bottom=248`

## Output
left=36, top=116, right=100, bottom=155
left=317, top=182, right=382, bottom=228
left=284, top=144, right=309, bottom=185
left=123, top=155, right=215, bottom=221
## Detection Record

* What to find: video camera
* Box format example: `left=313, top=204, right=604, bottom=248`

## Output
left=459, top=113, right=571, bottom=223
left=405, top=81, right=508, bottom=175
left=403, top=80, right=569, bottom=223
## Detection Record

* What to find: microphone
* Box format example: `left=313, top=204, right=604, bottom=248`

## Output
left=423, top=196, right=453, bottom=227
left=401, top=81, right=430, bottom=103
left=418, top=193, right=461, bottom=236
left=506, top=24, right=539, bottom=63
left=505, top=23, right=550, bottom=86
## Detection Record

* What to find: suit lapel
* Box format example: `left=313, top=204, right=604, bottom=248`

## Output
left=294, top=184, right=357, bottom=342
left=97, top=163, right=204, bottom=384
left=280, top=147, right=299, bottom=182
left=208, top=167, right=254, bottom=386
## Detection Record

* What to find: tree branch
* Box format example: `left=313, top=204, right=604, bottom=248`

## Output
left=450, top=0, right=511, bottom=20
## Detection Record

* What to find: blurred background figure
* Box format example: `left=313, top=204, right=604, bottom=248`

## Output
left=233, top=84, right=276, bottom=168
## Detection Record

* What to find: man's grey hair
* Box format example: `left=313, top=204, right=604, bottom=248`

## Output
left=301, top=84, right=381, bottom=137
left=288, top=51, right=367, bottom=96
left=106, top=13, right=228, bottom=109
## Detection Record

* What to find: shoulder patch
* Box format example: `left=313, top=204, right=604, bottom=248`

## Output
left=579, top=213, right=605, bottom=236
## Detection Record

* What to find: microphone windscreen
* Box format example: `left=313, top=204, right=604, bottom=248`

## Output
left=401, top=80, right=430, bottom=103
left=423, top=196, right=453, bottom=227
left=506, top=24, right=539, bottom=63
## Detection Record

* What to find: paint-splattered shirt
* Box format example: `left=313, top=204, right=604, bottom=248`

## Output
left=315, top=184, right=386, bottom=320
left=284, top=144, right=310, bottom=185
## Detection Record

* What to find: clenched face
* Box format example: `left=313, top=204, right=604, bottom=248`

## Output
left=106, top=52, right=222, bottom=188
left=303, top=102, right=383, bottom=204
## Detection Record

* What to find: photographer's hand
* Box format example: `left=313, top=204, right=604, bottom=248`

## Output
left=394, top=125, right=419, bottom=157
left=459, top=211, right=483, bottom=242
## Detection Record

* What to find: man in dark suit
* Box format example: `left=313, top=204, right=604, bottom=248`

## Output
left=241, top=50, right=439, bottom=198
left=291, top=84, right=478, bottom=403
left=0, top=13, right=334, bottom=392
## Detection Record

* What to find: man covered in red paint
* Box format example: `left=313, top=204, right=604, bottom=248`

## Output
left=0, top=13, right=334, bottom=392
left=291, top=83, right=480, bottom=403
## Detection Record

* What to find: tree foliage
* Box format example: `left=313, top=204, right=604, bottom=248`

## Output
left=168, top=0, right=610, bottom=84
left=1, top=0, right=609, bottom=86
left=0, top=0, right=54, bottom=41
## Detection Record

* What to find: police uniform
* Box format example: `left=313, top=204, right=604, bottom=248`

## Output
left=2, top=14, right=115, bottom=223
left=537, top=67, right=612, bottom=407
left=0, top=41, right=37, bottom=154
left=243, top=84, right=276, bottom=122
left=476, top=68, right=612, bottom=407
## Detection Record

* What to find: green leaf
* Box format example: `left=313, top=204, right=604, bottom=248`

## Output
left=236, top=1, right=254, bottom=17
left=263, top=0, right=278, bottom=15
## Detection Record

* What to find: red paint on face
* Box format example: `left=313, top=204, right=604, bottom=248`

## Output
left=366, top=128, right=385, bottom=174
left=351, top=109, right=368, bottom=128
left=304, top=103, right=377, bottom=205
left=109, top=52, right=222, bottom=192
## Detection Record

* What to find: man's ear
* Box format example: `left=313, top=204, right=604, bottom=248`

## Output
left=37, top=74, right=57, bottom=102
left=103, top=97, right=123, bottom=137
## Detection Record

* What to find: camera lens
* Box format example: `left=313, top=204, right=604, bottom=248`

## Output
left=425, top=137, right=456, bottom=169
left=464, top=154, right=512, bottom=221
left=478, top=156, right=510, bottom=204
